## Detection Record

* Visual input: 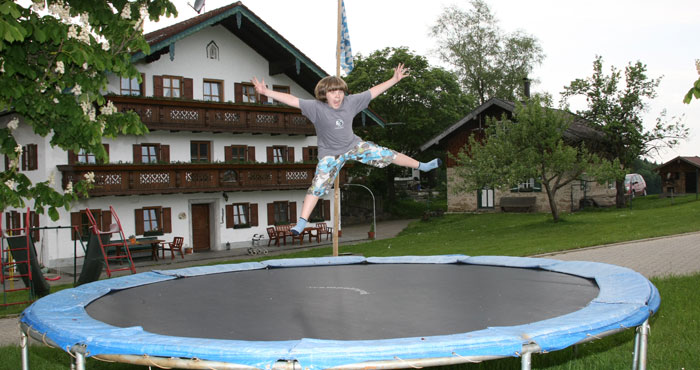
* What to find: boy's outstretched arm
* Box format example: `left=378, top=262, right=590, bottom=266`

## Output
left=251, top=77, right=300, bottom=108
left=369, top=63, right=410, bottom=99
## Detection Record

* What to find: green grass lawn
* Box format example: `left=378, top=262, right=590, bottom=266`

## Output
left=2, top=194, right=699, bottom=369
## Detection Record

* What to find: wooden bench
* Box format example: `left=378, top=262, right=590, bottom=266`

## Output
left=499, top=196, right=536, bottom=212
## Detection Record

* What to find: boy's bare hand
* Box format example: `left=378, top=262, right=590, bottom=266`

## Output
left=393, top=63, right=410, bottom=82
left=251, top=77, right=267, bottom=95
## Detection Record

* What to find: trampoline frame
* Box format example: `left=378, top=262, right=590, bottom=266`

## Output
left=19, top=255, right=660, bottom=370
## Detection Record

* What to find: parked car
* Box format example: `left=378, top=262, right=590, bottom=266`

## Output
left=625, top=173, right=647, bottom=197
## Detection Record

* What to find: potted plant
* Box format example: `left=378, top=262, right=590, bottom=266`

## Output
left=128, top=234, right=136, bottom=244
left=368, top=223, right=375, bottom=239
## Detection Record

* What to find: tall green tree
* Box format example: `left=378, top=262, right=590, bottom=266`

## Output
left=454, top=96, right=620, bottom=221
left=431, top=0, right=545, bottom=105
left=561, top=56, right=688, bottom=207
left=0, top=0, right=176, bottom=219
left=345, top=47, right=473, bottom=200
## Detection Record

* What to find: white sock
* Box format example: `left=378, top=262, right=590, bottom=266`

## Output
left=418, top=158, right=442, bottom=172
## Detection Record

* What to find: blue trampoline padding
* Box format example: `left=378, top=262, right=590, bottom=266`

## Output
left=20, top=255, right=660, bottom=370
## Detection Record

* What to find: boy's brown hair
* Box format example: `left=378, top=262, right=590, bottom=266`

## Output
left=314, top=76, right=348, bottom=102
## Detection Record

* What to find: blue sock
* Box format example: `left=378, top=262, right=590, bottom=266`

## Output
left=291, top=217, right=307, bottom=235
left=418, top=158, right=442, bottom=172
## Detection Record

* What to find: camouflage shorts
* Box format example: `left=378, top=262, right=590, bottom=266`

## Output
left=308, top=141, right=397, bottom=197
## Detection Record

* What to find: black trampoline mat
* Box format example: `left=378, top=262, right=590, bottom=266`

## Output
left=85, top=264, right=598, bottom=341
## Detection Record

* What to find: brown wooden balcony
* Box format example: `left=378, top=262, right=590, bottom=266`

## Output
left=57, top=163, right=347, bottom=197
left=107, top=95, right=316, bottom=135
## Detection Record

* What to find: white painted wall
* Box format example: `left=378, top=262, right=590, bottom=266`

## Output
left=4, top=21, right=332, bottom=270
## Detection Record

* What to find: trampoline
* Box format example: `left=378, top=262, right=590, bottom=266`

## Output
left=19, top=255, right=660, bottom=370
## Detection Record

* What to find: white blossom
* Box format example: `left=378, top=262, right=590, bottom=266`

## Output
left=48, top=172, right=56, bottom=187
left=79, top=13, right=90, bottom=27
left=54, top=60, right=65, bottom=74
left=78, top=26, right=91, bottom=44
left=14, top=145, right=22, bottom=154
left=48, top=0, right=71, bottom=22
left=82, top=62, right=88, bottom=70
left=696, top=59, right=700, bottom=75
left=121, top=4, right=131, bottom=20
left=100, top=101, right=117, bottom=116
left=53, top=98, right=59, bottom=104
left=8, top=158, right=18, bottom=170
left=102, top=40, right=110, bottom=51
left=80, top=101, right=96, bottom=121
left=84, top=172, right=95, bottom=184
left=65, top=181, right=73, bottom=195
left=31, top=1, right=45, bottom=13
left=71, top=84, right=82, bottom=96
left=4, top=179, right=16, bottom=190
left=0, top=59, right=4, bottom=73
left=7, top=118, right=19, bottom=131
left=67, top=25, right=79, bottom=40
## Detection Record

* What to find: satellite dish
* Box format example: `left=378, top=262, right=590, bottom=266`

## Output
left=189, top=0, right=205, bottom=13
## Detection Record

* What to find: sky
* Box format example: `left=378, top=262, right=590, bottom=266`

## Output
left=146, top=0, right=700, bottom=164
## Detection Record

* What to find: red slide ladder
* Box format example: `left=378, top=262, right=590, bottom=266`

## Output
left=1, top=210, right=35, bottom=307
left=85, top=206, right=136, bottom=277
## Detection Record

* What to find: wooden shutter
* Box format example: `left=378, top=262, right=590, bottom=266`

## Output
left=323, top=200, right=331, bottom=220
left=302, top=147, right=310, bottom=162
left=225, top=146, right=233, bottom=162
left=24, top=211, right=40, bottom=241
left=234, top=83, right=243, bottom=103
left=70, top=212, right=81, bottom=240
left=267, top=203, right=274, bottom=225
left=132, top=144, right=142, bottom=164
left=139, top=73, right=146, bottom=96
left=134, top=209, right=144, bottom=235
left=289, top=202, right=297, bottom=221
left=266, top=147, right=273, bottom=163
left=247, top=146, right=255, bottom=162
left=21, top=146, right=27, bottom=170
left=153, top=75, right=163, bottom=97
left=101, top=210, right=112, bottom=231
left=26, top=144, right=38, bottom=170
left=250, top=203, right=258, bottom=226
left=287, top=147, right=294, bottom=163
left=160, top=145, right=170, bottom=163
left=225, top=204, right=233, bottom=228
left=67, top=150, right=78, bottom=165
left=162, top=207, right=172, bottom=233
left=183, top=78, right=193, bottom=99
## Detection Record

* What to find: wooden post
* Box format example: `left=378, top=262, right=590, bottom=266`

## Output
left=332, top=0, right=342, bottom=257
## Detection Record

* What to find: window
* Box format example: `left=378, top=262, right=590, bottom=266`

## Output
left=203, top=79, right=223, bottom=102
left=226, top=203, right=258, bottom=228
left=134, top=207, right=171, bottom=235
left=141, top=144, right=159, bottom=163
left=272, top=146, right=286, bottom=163
left=190, top=141, right=211, bottom=163
left=511, top=178, right=541, bottom=192
left=273, top=202, right=289, bottom=224
left=4, top=211, right=40, bottom=241
left=70, top=209, right=109, bottom=240
left=230, top=145, right=246, bottom=161
left=162, top=76, right=182, bottom=98
left=120, top=75, right=143, bottom=96
left=478, top=188, right=495, bottom=209
left=241, top=83, right=257, bottom=103
left=272, top=85, right=290, bottom=105
left=142, top=207, right=161, bottom=233
left=76, top=149, right=97, bottom=164
left=303, top=146, right=319, bottom=162
left=309, top=199, right=331, bottom=222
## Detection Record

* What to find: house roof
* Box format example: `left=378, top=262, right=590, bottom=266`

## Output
left=655, top=156, right=700, bottom=171
left=420, top=97, right=601, bottom=151
left=136, top=1, right=385, bottom=127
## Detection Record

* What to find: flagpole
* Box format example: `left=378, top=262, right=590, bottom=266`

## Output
left=332, top=0, right=342, bottom=257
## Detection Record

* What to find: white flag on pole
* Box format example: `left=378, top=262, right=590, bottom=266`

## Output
left=339, top=0, right=353, bottom=74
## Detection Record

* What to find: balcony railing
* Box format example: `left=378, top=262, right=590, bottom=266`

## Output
left=107, top=95, right=316, bottom=135
left=57, top=163, right=346, bottom=197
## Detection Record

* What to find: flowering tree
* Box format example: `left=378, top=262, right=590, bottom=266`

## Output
left=0, top=0, right=176, bottom=220
left=683, top=59, right=700, bottom=104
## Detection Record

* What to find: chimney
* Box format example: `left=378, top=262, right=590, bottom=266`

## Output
left=523, top=77, right=531, bottom=99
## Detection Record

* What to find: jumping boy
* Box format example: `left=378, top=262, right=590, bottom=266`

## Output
left=251, top=63, right=441, bottom=236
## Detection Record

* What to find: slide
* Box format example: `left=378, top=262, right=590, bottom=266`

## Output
left=76, top=233, right=111, bottom=286
left=5, top=235, right=51, bottom=298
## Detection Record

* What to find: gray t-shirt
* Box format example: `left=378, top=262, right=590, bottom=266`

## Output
left=299, top=90, right=371, bottom=158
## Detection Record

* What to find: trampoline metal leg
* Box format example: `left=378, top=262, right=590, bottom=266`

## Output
left=521, top=351, right=532, bottom=370
left=632, top=326, right=641, bottom=370
left=637, top=319, right=650, bottom=370
left=21, top=330, right=29, bottom=370
left=74, top=352, right=85, bottom=370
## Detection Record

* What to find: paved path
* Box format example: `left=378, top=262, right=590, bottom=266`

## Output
left=2, top=225, right=699, bottom=348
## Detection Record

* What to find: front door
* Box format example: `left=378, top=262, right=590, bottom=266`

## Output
left=191, top=203, right=211, bottom=251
